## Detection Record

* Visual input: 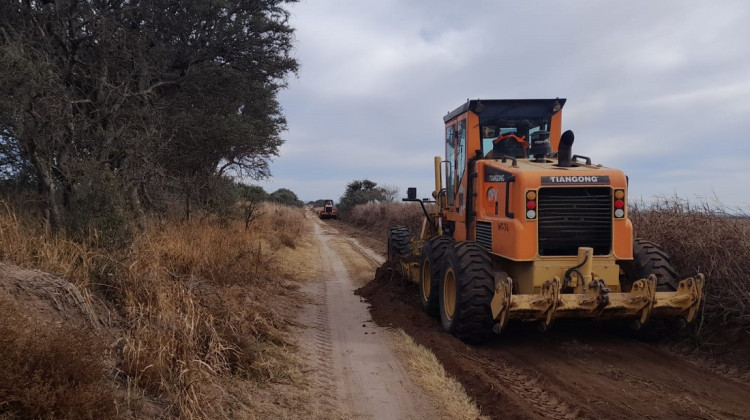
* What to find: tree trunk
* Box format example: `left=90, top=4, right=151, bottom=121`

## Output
left=130, top=185, right=147, bottom=230
left=184, top=188, right=191, bottom=221
left=28, top=145, right=64, bottom=230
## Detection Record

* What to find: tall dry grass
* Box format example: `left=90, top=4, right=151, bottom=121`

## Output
left=347, top=201, right=426, bottom=239
left=119, top=204, right=309, bottom=417
left=630, top=196, right=750, bottom=342
left=0, top=202, right=109, bottom=289
left=0, top=200, right=311, bottom=418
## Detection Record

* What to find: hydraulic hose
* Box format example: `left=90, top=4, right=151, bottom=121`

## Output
left=563, top=249, right=590, bottom=292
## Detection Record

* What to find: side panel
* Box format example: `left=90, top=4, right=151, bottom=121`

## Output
left=475, top=162, right=533, bottom=259
left=611, top=172, right=634, bottom=260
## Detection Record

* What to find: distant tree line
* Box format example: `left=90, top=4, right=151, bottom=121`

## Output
left=309, top=199, right=331, bottom=207
left=235, top=183, right=303, bottom=207
left=337, top=179, right=397, bottom=215
left=0, top=0, right=297, bottom=240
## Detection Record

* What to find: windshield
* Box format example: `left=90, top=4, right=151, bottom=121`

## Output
left=481, top=118, right=551, bottom=158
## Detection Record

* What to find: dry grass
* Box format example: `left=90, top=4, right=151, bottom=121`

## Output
left=0, top=297, right=115, bottom=419
left=391, top=329, right=487, bottom=420
left=630, top=196, right=750, bottom=342
left=0, top=200, right=316, bottom=418
left=347, top=201, right=426, bottom=239
left=0, top=202, right=108, bottom=289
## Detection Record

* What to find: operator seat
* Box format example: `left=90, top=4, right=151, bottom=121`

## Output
left=492, top=137, right=526, bottom=159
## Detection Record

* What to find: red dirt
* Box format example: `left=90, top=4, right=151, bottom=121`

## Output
left=357, top=260, right=750, bottom=419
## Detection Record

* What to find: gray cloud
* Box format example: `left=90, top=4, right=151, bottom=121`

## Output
left=257, top=0, right=750, bottom=208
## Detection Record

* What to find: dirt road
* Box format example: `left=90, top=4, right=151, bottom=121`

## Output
left=301, top=217, right=750, bottom=419
left=359, top=259, right=750, bottom=420
left=298, top=219, right=436, bottom=419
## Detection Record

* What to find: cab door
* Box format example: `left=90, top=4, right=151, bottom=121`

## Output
left=444, top=119, right=468, bottom=240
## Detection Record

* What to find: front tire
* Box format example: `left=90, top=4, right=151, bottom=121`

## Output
left=387, top=226, right=411, bottom=260
left=419, top=236, right=455, bottom=316
left=621, top=238, right=679, bottom=292
left=439, top=242, right=495, bottom=344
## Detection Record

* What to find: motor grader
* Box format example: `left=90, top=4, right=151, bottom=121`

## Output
left=319, top=199, right=338, bottom=220
left=388, top=98, right=704, bottom=343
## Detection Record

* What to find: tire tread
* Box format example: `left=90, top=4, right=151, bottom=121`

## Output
left=624, top=238, right=679, bottom=292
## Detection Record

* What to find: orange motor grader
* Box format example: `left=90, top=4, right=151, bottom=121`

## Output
left=319, top=199, right=338, bottom=220
left=387, top=98, right=704, bottom=343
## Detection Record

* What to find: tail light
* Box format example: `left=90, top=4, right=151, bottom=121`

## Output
left=614, top=189, right=626, bottom=218
left=525, top=190, right=537, bottom=220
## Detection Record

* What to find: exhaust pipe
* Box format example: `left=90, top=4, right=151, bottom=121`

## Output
left=557, top=130, right=575, bottom=167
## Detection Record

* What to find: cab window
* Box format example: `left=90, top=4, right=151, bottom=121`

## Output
left=445, top=125, right=456, bottom=206
left=481, top=118, right=551, bottom=158
left=456, top=120, right=467, bottom=190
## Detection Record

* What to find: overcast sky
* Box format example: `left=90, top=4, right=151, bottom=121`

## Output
left=257, top=0, right=750, bottom=209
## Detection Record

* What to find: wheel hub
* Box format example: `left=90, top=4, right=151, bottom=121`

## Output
left=443, top=268, right=456, bottom=321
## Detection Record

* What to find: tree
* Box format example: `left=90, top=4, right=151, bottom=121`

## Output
left=338, top=179, right=387, bottom=214
left=235, top=184, right=269, bottom=203
left=380, top=184, right=400, bottom=202
left=0, top=0, right=298, bottom=231
left=311, top=199, right=333, bottom=207
left=269, top=188, right=303, bottom=207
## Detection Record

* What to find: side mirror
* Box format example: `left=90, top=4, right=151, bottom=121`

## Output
left=407, top=187, right=417, bottom=200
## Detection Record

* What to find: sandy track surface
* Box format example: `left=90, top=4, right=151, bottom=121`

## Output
left=298, top=216, right=750, bottom=419
left=358, top=260, right=750, bottom=419
left=297, top=219, right=436, bottom=419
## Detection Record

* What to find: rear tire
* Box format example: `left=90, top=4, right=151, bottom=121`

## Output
left=439, top=242, right=495, bottom=344
left=622, top=238, right=679, bottom=292
left=387, top=226, right=411, bottom=260
left=419, top=236, right=455, bottom=316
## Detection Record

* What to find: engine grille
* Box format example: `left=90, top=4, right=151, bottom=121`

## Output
left=538, top=187, right=612, bottom=256
left=476, top=221, right=492, bottom=250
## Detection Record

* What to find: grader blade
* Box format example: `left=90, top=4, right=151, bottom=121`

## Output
left=490, top=274, right=513, bottom=334
left=495, top=273, right=705, bottom=329
left=651, top=274, right=704, bottom=322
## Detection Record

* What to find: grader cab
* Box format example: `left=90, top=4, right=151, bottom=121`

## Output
left=388, top=98, right=704, bottom=343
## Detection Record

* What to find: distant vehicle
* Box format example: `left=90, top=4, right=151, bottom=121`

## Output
left=319, top=200, right=338, bottom=220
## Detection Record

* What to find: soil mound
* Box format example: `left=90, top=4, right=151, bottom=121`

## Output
left=0, top=262, right=110, bottom=330
left=0, top=262, right=118, bottom=418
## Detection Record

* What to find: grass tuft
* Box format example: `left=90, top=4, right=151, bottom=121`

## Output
left=391, top=329, right=488, bottom=420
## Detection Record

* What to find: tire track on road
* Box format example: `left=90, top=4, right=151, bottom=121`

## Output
left=297, top=220, right=436, bottom=419
left=461, top=350, right=584, bottom=419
